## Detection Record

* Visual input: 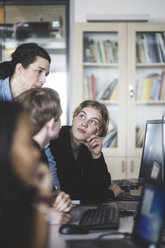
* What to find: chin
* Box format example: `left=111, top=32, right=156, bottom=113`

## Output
left=75, top=134, right=87, bottom=142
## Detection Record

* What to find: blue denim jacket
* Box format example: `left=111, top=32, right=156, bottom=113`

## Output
left=44, top=143, right=60, bottom=187
left=0, top=77, right=60, bottom=187
left=0, top=77, right=12, bottom=101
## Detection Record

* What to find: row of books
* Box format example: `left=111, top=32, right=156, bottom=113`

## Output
left=103, top=126, right=145, bottom=148
left=102, top=128, right=117, bottom=148
left=136, top=32, right=165, bottom=63
left=83, top=35, right=118, bottom=63
left=83, top=74, right=96, bottom=100
left=83, top=75, right=118, bottom=101
left=136, top=126, right=145, bottom=148
left=136, top=71, right=165, bottom=101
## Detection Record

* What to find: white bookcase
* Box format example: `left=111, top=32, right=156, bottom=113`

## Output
left=72, top=22, right=165, bottom=180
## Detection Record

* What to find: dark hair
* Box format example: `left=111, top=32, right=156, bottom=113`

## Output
left=0, top=100, right=35, bottom=195
left=0, top=43, right=51, bottom=79
left=15, top=87, right=61, bottom=135
left=0, top=101, right=24, bottom=174
left=0, top=101, right=35, bottom=247
left=73, top=100, right=110, bottom=137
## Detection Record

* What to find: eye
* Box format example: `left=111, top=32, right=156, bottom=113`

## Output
left=79, top=113, right=85, bottom=119
left=38, top=69, right=43, bottom=74
left=90, top=119, right=97, bottom=125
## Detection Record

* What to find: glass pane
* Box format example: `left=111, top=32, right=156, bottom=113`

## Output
left=83, top=32, right=118, bottom=148
left=136, top=32, right=165, bottom=63
left=135, top=31, right=165, bottom=148
left=0, top=5, right=68, bottom=124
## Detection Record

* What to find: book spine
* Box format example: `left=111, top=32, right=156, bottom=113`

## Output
left=91, top=74, right=96, bottom=100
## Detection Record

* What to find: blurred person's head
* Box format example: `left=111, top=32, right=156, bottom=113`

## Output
left=0, top=101, right=39, bottom=186
left=15, top=87, right=62, bottom=142
left=72, top=100, right=109, bottom=142
left=0, top=43, right=51, bottom=97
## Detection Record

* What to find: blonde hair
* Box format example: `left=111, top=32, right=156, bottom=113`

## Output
left=15, top=87, right=61, bottom=136
left=73, top=100, right=109, bottom=137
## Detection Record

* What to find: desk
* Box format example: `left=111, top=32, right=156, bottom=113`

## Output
left=48, top=204, right=134, bottom=248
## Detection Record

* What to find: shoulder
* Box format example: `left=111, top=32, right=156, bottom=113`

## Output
left=0, top=77, right=9, bottom=86
left=60, top=125, right=71, bottom=135
left=55, top=125, right=71, bottom=140
left=50, top=126, right=71, bottom=149
left=0, top=77, right=12, bottom=101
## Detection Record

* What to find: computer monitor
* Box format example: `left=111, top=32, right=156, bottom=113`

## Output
left=138, top=119, right=165, bottom=185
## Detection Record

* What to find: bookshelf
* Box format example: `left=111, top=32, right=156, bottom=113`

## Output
left=127, top=23, right=165, bottom=158
left=72, top=22, right=165, bottom=180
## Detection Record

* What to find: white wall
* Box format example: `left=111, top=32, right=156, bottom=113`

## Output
left=73, top=0, right=165, bottom=22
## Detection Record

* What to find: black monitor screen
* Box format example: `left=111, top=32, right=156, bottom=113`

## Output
left=133, top=181, right=165, bottom=246
left=138, top=120, right=165, bottom=184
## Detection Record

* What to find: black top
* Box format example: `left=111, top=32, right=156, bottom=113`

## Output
left=50, top=126, right=114, bottom=203
left=0, top=181, right=36, bottom=248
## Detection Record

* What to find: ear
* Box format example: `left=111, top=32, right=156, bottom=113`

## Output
left=46, top=118, right=54, bottom=129
left=15, top=63, right=24, bottom=75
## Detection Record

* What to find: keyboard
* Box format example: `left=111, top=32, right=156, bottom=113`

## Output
left=79, top=205, right=119, bottom=230
left=116, top=201, right=139, bottom=211
left=113, top=179, right=139, bottom=190
left=116, top=192, right=140, bottom=201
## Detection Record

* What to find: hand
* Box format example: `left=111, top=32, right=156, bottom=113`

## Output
left=52, top=191, right=73, bottom=213
left=108, top=183, right=124, bottom=197
left=48, top=209, right=71, bottom=225
left=80, top=131, right=102, bottom=159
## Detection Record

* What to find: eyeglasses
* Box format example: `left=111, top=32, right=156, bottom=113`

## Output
left=77, top=113, right=101, bottom=127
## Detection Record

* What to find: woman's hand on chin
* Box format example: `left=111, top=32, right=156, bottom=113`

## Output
left=79, top=134, right=102, bottom=159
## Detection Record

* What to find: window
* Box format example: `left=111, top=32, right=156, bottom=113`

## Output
left=0, top=0, right=70, bottom=124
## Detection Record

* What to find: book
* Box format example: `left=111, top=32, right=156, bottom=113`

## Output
left=149, top=74, right=161, bottom=100
left=156, top=33, right=165, bottom=62
left=136, top=37, right=145, bottom=63
left=136, top=73, right=162, bottom=101
left=89, top=39, right=96, bottom=63
left=83, top=74, right=96, bottom=100
left=102, top=128, right=117, bottom=148
left=83, top=35, right=91, bottom=62
left=136, top=126, right=145, bottom=148
left=100, top=41, right=106, bottom=63
left=159, top=70, right=165, bottom=100
left=142, top=33, right=151, bottom=63
left=109, top=82, right=118, bottom=101
left=145, top=33, right=155, bottom=63
left=91, top=74, right=96, bottom=99
left=106, top=39, right=113, bottom=63
left=155, top=33, right=164, bottom=63
left=97, top=78, right=118, bottom=100
left=140, top=77, right=152, bottom=101
left=94, top=41, right=100, bottom=63
left=103, top=40, right=108, bottom=63
left=151, top=33, right=161, bottom=63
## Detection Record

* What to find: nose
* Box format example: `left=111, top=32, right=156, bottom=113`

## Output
left=39, top=73, right=46, bottom=85
left=81, top=119, right=88, bottom=127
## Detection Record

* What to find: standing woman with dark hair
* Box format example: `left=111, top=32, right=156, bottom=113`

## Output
left=0, top=42, right=60, bottom=189
left=0, top=43, right=51, bottom=100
